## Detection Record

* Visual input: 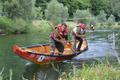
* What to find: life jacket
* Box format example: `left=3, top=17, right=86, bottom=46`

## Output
left=72, top=23, right=86, bottom=37
left=50, top=24, right=68, bottom=39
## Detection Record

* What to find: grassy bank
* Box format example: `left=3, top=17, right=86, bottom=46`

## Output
left=59, top=61, right=120, bottom=80
left=1, top=59, right=120, bottom=80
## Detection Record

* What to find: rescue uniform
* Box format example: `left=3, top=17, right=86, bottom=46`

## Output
left=72, top=23, right=86, bottom=51
left=49, top=24, right=68, bottom=55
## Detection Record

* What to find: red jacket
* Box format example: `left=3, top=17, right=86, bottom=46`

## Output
left=50, top=24, right=68, bottom=39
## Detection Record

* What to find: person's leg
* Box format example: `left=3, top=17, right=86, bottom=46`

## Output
left=76, top=37, right=83, bottom=51
left=56, top=42, right=64, bottom=55
left=49, top=38, right=56, bottom=55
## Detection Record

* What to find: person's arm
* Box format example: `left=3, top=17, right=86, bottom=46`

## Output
left=53, top=29, right=65, bottom=44
left=54, top=29, right=61, bottom=42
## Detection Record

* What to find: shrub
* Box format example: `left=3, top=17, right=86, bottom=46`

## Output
left=0, top=17, right=31, bottom=34
left=32, top=20, right=51, bottom=33
left=0, top=17, right=13, bottom=32
left=12, top=18, right=31, bottom=34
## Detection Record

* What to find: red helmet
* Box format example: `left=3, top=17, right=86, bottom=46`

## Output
left=79, top=23, right=86, bottom=29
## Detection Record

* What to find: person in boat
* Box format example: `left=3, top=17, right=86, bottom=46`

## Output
left=49, top=23, right=69, bottom=56
left=72, top=22, right=95, bottom=52
left=72, top=23, right=86, bottom=52
left=89, top=21, right=95, bottom=31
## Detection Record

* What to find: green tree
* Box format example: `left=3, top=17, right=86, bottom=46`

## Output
left=3, top=0, right=20, bottom=19
left=0, top=2, right=3, bottom=16
left=35, top=0, right=91, bottom=17
left=35, top=0, right=50, bottom=11
left=58, top=0, right=91, bottom=17
left=19, top=0, right=36, bottom=20
left=108, top=0, right=120, bottom=20
left=90, top=0, right=108, bottom=15
left=2, top=0, right=36, bottom=20
left=73, top=9, right=91, bottom=24
left=33, top=7, right=43, bottom=20
left=97, top=10, right=107, bottom=23
left=107, top=14, right=115, bottom=26
left=45, top=0, right=68, bottom=25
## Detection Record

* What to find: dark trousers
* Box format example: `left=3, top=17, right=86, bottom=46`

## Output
left=49, top=38, right=64, bottom=53
left=73, top=36, right=83, bottom=51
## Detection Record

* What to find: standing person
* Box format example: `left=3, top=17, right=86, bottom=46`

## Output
left=72, top=23, right=86, bottom=52
left=49, top=23, right=69, bottom=56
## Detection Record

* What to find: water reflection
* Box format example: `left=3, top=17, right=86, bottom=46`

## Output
left=23, top=62, right=73, bottom=80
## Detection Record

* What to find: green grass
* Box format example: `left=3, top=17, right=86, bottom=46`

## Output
left=0, top=68, right=28, bottom=80
left=59, top=62, right=120, bottom=80
left=1, top=60, right=120, bottom=80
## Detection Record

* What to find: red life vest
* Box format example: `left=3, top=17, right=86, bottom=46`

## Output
left=78, top=23, right=86, bottom=28
left=50, top=24, right=68, bottom=39
left=72, top=23, right=86, bottom=37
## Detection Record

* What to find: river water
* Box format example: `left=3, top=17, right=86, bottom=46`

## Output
left=0, top=31, right=119, bottom=80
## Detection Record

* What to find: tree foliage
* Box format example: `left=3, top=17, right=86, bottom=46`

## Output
left=33, top=6, right=43, bottom=20
left=2, top=0, right=36, bottom=20
left=73, top=9, right=91, bottom=24
left=97, top=10, right=107, bottom=23
left=90, top=0, right=108, bottom=15
left=107, top=14, right=115, bottom=26
left=35, top=0, right=120, bottom=20
left=45, top=0, right=68, bottom=25
left=58, top=0, right=91, bottom=17
left=0, top=1, right=3, bottom=16
left=108, top=0, right=120, bottom=20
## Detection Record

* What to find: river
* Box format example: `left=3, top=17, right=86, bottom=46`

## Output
left=0, top=31, right=119, bottom=80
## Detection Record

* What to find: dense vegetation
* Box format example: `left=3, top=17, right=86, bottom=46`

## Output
left=35, top=0, right=120, bottom=19
left=0, top=0, right=120, bottom=34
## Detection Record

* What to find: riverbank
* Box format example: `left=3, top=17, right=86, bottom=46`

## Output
left=0, top=18, right=120, bottom=35
left=59, top=59, right=120, bottom=80
left=1, top=59, right=120, bottom=80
